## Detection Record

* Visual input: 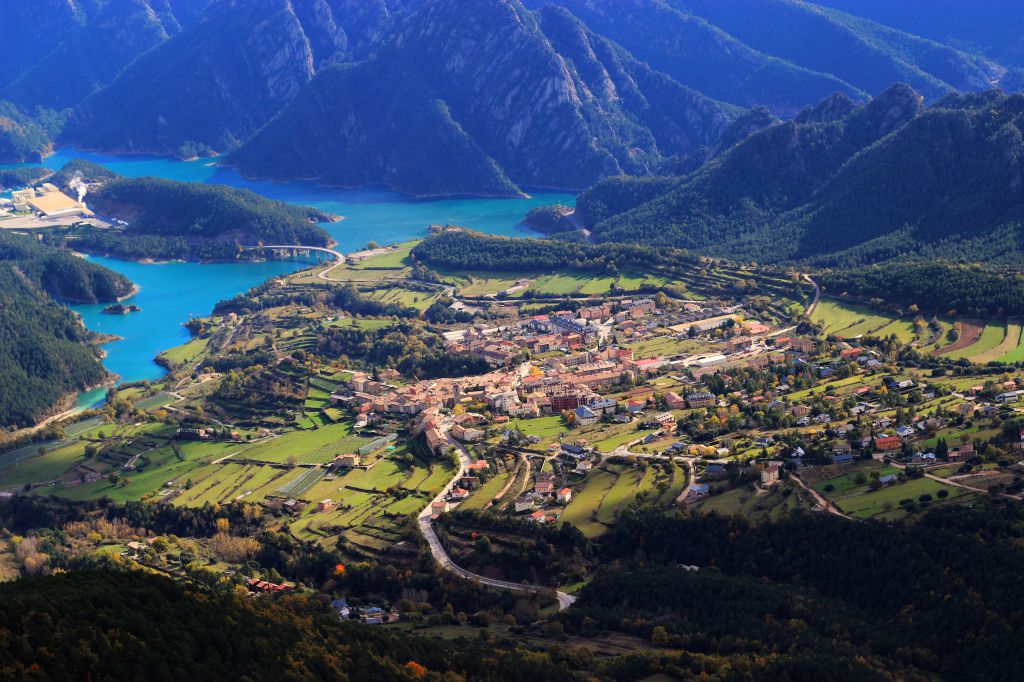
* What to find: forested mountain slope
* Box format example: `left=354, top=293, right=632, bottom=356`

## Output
left=525, top=0, right=866, bottom=116
left=72, top=177, right=334, bottom=260
left=4, top=0, right=192, bottom=111
left=2, top=0, right=1022, bottom=195
left=670, top=0, right=1004, bottom=99
left=580, top=87, right=1024, bottom=266
left=0, top=234, right=133, bottom=427
left=814, top=0, right=1024, bottom=72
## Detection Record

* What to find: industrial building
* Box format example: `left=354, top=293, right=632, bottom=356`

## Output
left=9, top=185, right=93, bottom=219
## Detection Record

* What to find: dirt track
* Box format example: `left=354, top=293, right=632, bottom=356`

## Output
left=935, top=320, right=983, bottom=355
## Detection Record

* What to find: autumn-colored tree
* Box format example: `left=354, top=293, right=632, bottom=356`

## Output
left=403, top=661, right=427, bottom=678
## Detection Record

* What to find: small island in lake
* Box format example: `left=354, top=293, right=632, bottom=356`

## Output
left=101, top=303, right=141, bottom=315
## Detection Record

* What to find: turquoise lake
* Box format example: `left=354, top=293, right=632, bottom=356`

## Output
left=4, top=149, right=575, bottom=393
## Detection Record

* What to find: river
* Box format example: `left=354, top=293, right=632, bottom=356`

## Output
left=4, top=149, right=574, bottom=399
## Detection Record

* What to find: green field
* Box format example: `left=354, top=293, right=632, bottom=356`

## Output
left=357, top=460, right=409, bottom=491
left=835, top=477, right=960, bottom=519
left=814, top=465, right=901, bottom=497
left=276, top=468, right=326, bottom=498
left=1, top=441, right=83, bottom=487
left=351, top=243, right=415, bottom=269
left=812, top=299, right=905, bottom=340
left=560, top=469, right=615, bottom=537
left=454, top=272, right=539, bottom=297
left=157, top=336, right=210, bottom=368
left=54, top=440, right=238, bottom=503
left=173, top=462, right=292, bottom=506
left=232, top=422, right=372, bottom=464
left=697, top=484, right=805, bottom=518
left=135, top=392, right=176, bottom=410
left=593, top=429, right=656, bottom=453
left=366, top=286, right=439, bottom=311
left=995, top=322, right=1024, bottom=363
left=461, top=473, right=511, bottom=510
left=947, top=321, right=1005, bottom=361
left=596, top=467, right=643, bottom=524
left=624, top=336, right=709, bottom=358
left=506, top=416, right=567, bottom=441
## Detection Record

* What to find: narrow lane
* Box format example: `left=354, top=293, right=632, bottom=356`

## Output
left=417, top=437, right=576, bottom=610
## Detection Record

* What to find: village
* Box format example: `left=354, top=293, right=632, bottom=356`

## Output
left=311, top=285, right=1024, bottom=535
left=5, top=236, right=1024, bottom=615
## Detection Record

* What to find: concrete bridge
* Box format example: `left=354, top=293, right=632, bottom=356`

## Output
left=241, top=244, right=344, bottom=262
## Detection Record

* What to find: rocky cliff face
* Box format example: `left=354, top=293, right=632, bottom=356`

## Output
left=63, top=0, right=347, bottom=156
left=6, top=0, right=1022, bottom=197
left=229, top=0, right=738, bottom=195
left=527, top=0, right=866, bottom=116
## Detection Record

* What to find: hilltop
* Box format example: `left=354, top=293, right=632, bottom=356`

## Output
left=65, top=176, right=334, bottom=261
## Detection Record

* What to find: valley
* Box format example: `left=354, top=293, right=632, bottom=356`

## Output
left=4, top=2, right=1024, bottom=680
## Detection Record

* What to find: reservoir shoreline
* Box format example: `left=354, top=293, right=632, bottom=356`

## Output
left=3, top=148, right=574, bottom=408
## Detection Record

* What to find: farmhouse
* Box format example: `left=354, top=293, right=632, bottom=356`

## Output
left=514, top=496, right=535, bottom=512
left=334, top=454, right=361, bottom=468
left=535, top=472, right=556, bottom=494
left=760, top=462, right=782, bottom=486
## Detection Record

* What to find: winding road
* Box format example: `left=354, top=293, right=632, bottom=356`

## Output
left=417, top=438, right=576, bottom=610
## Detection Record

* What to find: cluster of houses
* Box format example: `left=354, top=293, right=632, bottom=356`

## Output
left=514, top=468, right=574, bottom=525
left=246, top=577, right=294, bottom=594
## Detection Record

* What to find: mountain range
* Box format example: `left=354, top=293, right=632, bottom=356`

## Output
left=2, top=0, right=1022, bottom=194
left=573, top=86, right=1024, bottom=266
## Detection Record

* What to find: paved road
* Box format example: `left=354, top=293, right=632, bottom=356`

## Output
left=417, top=438, right=576, bottom=610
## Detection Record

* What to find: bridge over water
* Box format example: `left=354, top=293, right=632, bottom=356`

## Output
left=241, top=244, right=344, bottom=262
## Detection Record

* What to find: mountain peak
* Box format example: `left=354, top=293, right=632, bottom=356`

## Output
left=794, top=92, right=858, bottom=124
left=855, top=82, right=925, bottom=137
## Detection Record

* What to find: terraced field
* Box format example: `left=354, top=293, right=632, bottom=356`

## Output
left=276, top=468, right=326, bottom=498
left=232, top=422, right=372, bottom=465
left=994, top=322, right=1024, bottom=363
left=835, top=478, right=961, bottom=519
left=812, top=300, right=905, bottom=340
left=366, top=286, right=439, bottom=311
left=971, top=322, right=1021, bottom=363
left=941, top=321, right=1002, bottom=360
left=172, top=463, right=293, bottom=506
left=461, top=473, right=511, bottom=510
